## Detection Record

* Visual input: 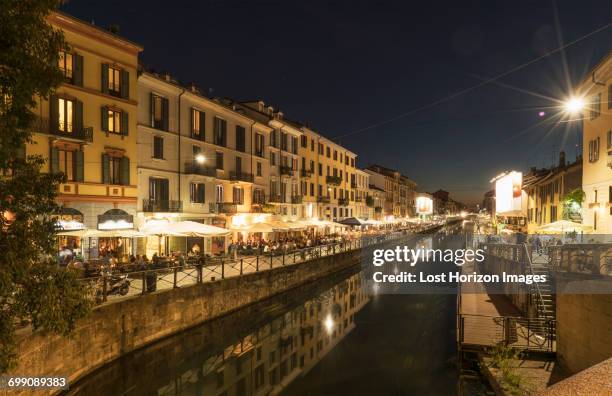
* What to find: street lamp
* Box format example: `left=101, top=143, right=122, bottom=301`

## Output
left=195, top=153, right=206, bottom=164
left=563, top=97, right=585, bottom=114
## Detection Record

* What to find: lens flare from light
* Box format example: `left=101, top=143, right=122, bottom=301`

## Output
left=324, top=314, right=334, bottom=334
left=563, top=97, right=585, bottom=114
left=195, top=154, right=206, bottom=164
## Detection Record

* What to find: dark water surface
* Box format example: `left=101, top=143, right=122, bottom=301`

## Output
left=66, top=229, right=460, bottom=396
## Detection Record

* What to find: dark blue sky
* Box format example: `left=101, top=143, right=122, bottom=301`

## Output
left=62, top=0, right=612, bottom=204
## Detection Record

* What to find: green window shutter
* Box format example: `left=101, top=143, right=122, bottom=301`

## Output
left=50, top=95, right=59, bottom=133
left=120, top=69, right=129, bottom=99
left=101, top=153, right=110, bottom=184
left=101, top=106, right=108, bottom=132
left=199, top=110, right=206, bottom=139
left=73, top=54, right=84, bottom=86
left=162, top=98, right=169, bottom=131
left=50, top=146, right=59, bottom=173
left=101, top=63, right=109, bottom=94
left=120, top=156, right=130, bottom=185
left=190, top=107, right=195, bottom=136
left=121, top=111, right=129, bottom=136
left=75, top=150, right=84, bottom=182
left=73, top=100, right=83, bottom=132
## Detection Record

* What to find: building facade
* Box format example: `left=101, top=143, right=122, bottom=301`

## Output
left=365, top=165, right=417, bottom=218
left=28, top=12, right=142, bottom=246
left=524, top=154, right=583, bottom=233
left=579, top=52, right=612, bottom=234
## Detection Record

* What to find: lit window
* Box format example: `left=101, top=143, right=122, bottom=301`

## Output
left=58, top=149, right=75, bottom=181
left=58, top=98, right=73, bottom=132
left=107, top=109, right=122, bottom=134
left=108, top=66, right=121, bottom=95
left=59, top=51, right=73, bottom=79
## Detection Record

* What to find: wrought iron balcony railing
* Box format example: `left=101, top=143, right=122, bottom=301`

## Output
left=229, top=171, right=254, bottom=183
left=326, top=175, right=342, bottom=185
left=34, top=117, right=93, bottom=143
left=301, top=169, right=313, bottom=178
left=338, top=197, right=350, bottom=206
left=291, top=195, right=303, bottom=204
left=317, top=196, right=330, bottom=203
left=142, top=199, right=183, bottom=213
left=268, top=195, right=285, bottom=203
left=209, top=202, right=237, bottom=214
left=184, top=161, right=217, bottom=177
left=280, top=166, right=294, bottom=176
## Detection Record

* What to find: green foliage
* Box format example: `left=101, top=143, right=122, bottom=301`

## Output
left=563, top=188, right=585, bottom=205
left=0, top=0, right=91, bottom=373
left=487, top=343, right=525, bottom=395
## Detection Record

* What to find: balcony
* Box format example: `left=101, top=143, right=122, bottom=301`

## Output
left=291, top=195, right=303, bottom=204
left=374, top=206, right=383, bottom=213
left=34, top=117, right=93, bottom=143
left=184, top=161, right=217, bottom=177
left=268, top=195, right=285, bottom=203
left=366, top=196, right=375, bottom=207
left=317, top=196, right=330, bottom=204
left=326, top=175, right=342, bottom=185
left=338, top=197, right=349, bottom=206
left=230, top=171, right=254, bottom=183
left=354, top=196, right=363, bottom=202
left=301, top=169, right=313, bottom=178
left=142, top=199, right=183, bottom=213
left=209, top=202, right=237, bottom=214
left=280, top=166, right=294, bottom=176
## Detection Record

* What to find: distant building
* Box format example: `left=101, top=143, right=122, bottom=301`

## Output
left=368, top=184, right=386, bottom=220
left=364, top=165, right=417, bottom=217
left=482, top=190, right=495, bottom=214
left=523, top=152, right=582, bottom=233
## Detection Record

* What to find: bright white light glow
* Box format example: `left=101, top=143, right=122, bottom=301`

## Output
left=495, top=171, right=522, bottom=215
left=416, top=196, right=433, bottom=215
left=98, top=219, right=133, bottom=230
left=563, top=97, right=585, bottom=114
left=324, top=314, right=334, bottom=334
left=195, top=154, right=206, bottom=164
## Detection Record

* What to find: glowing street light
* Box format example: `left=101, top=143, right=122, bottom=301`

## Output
left=324, top=314, right=334, bottom=334
left=195, top=153, right=206, bottom=164
left=563, top=97, right=585, bottom=114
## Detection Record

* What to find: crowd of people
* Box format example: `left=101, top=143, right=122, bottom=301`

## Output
left=227, top=233, right=357, bottom=257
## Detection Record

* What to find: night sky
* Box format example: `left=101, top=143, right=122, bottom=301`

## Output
left=62, top=0, right=612, bottom=204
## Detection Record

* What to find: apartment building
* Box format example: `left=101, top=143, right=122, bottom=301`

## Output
left=579, top=52, right=612, bottom=234
left=524, top=153, right=583, bottom=233
left=136, top=73, right=273, bottom=254
left=28, top=12, right=141, bottom=245
left=354, top=169, right=372, bottom=219
left=368, top=185, right=386, bottom=220
left=365, top=165, right=417, bottom=218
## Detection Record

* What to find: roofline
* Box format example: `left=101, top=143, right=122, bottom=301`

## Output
left=577, top=51, right=612, bottom=90
left=49, top=11, right=143, bottom=54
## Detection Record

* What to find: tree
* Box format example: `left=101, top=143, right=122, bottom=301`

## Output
left=562, top=188, right=585, bottom=220
left=0, top=0, right=91, bottom=373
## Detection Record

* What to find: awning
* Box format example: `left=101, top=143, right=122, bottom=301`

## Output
left=536, top=220, right=592, bottom=233
left=231, top=223, right=276, bottom=233
left=140, top=220, right=230, bottom=237
left=57, top=229, right=147, bottom=238
left=338, top=217, right=368, bottom=226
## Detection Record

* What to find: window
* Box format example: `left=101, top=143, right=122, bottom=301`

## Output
left=292, top=136, right=298, bottom=154
left=318, top=163, right=322, bottom=176
left=216, top=185, right=224, bottom=202
left=190, top=183, right=205, bottom=203
left=149, top=178, right=169, bottom=201
left=589, top=138, right=600, bottom=162
left=58, top=51, right=73, bottom=79
left=333, top=150, right=337, bottom=160
left=214, top=117, right=227, bottom=146
left=270, top=130, right=278, bottom=148
left=233, top=187, right=244, bottom=204
left=191, top=108, right=205, bottom=139
left=58, top=149, right=75, bottom=181
left=151, top=94, right=168, bottom=130
left=153, top=136, right=164, bottom=159
left=109, top=156, right=122, bottom=185
left=254, top=365, right=265, bottom=390
left=310, top=183, right=314, bottom=196
left=326, top=147, right=330, bottom=158
left=318, top=143, right=324, bottom=154
left=235, top=156, right=242, bottom=174
left=107, top=66, right=121, bottom=96
left=235, top=125, right=246, bottom=152
left=255, top=133, right=264, bottom=157
left=590, top=93, right=601, bottom=120
left=609, top=84, right=612, bottom=109
left=281, top=132, right=288, bottom=151
left=256, top=162, right=262, bottom=177
left=107, top=109, right=122, bottom=134
left=608, top=130, right=612, bottom=150
left=215, top=151, right=224, bottom=170
left=58, top=98, right=74, bottom=132
left=301, top=135, right=308, bottom=147
left=270, top=152, right=276, bottom=166
left=311, top=139, right=315, bottom=151
left=310, top=160, right=315, bottom=172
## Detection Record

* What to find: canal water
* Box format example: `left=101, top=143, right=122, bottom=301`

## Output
left=66, top=228, right=463, bottom=396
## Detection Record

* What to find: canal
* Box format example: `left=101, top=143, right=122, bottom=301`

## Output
left=65, top=227, right=463, bottom=395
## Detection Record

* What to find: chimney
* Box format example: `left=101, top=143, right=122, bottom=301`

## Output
left=559, top=151, right=566, bottom=167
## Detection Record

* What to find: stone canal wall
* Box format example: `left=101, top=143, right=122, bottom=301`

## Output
left=8, top=248, right=364, bottom=395
left=555, top=273, right=612, bottom=374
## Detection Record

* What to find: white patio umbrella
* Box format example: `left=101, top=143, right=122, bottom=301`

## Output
left=536, top=220, right=592, bottom=234
left=143, top=220, right=230, bottom=237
